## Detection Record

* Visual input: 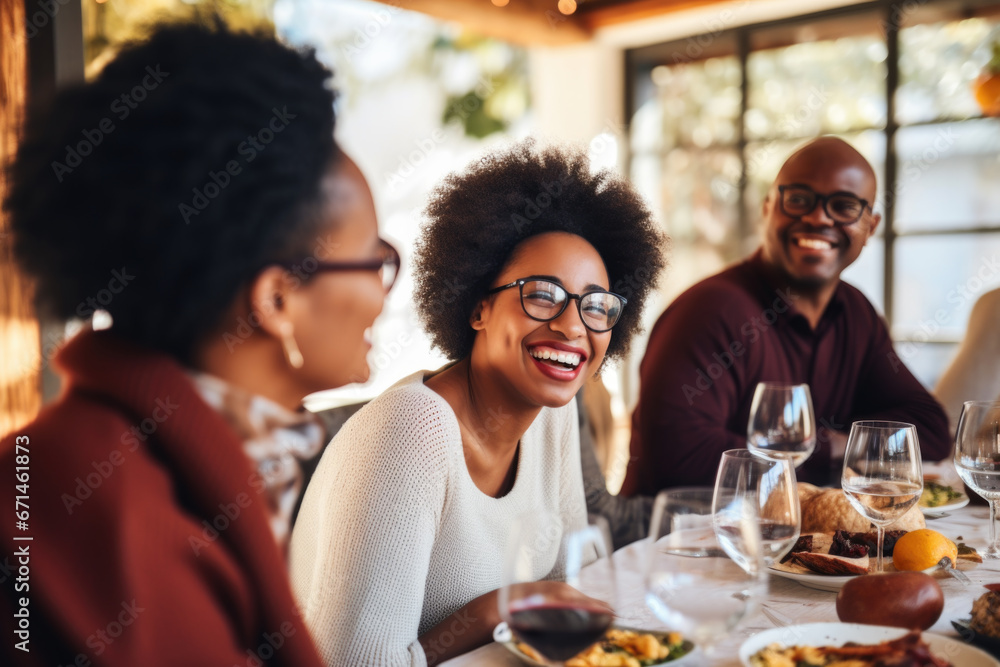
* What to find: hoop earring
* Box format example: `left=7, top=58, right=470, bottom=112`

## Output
left=279, top=322, right=304, bottom=369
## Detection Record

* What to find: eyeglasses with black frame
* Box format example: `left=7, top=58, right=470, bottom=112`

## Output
left=777, top=184, right=871, bottom=225
left=487, top=277, right=627, bottom=333
left=282, top=238, right=400, bottom=293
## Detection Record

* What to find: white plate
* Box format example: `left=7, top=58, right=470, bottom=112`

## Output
left=739, top=622, right=999, bottom=666
left=920, top=494, right=970, bottom=516
left=767, top=567, right=857, bottom=592
left=494, top=623, right=699, bottom=666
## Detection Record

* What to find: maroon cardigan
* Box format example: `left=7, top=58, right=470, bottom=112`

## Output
left=0, top=329, right=324, bottom=667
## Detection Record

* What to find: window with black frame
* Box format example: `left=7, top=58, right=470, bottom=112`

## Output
left=627, top=0, right=1000, bottom=389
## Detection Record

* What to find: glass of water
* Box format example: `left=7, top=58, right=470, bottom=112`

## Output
left=955, top=401, right=1000, bottom=559
left=715, top=449, right=800, bottom=566
left=842, top=421, right=922, bottom=573
left=644, top=488, right=764, bottom=653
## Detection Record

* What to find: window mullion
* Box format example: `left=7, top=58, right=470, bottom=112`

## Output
left=884, top=2, right=901, bottom=328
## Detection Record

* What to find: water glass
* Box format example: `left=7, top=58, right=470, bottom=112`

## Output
left=747, top=382, right=816, bottom=467
left=955, top=401, right=1000, bottom=559
left=842, top=421, right=922, bottom=573
left=644, top=488, right=764, bottom=652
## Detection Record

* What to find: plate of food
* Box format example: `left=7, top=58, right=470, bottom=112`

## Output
left=768, top=531, right=887, bottom=592
left=920, top=480, right=970, bottom=516
left=768, top=485, right=980, bottom=591
left=496, top=624, right=697, bottom=667
left=953, top=583, right=1000, bottom=658
left=739, top=623, right=999, bottom=666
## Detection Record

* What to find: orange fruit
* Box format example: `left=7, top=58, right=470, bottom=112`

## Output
left=974, top=73, right=1000, bottom=117
left=892, top=529, right=958, bottom=572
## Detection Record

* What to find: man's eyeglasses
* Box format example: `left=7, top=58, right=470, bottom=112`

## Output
left=777, top=185, right=871, bottom=225
left=487, top=277, right=627, bottom=333
left=282, top=239, right=400, bottom=293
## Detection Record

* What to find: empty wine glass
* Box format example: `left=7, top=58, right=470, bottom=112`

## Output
left=842, top=421, right=923, bottom=573
left=716, top=449, right=800, bottom=567
left=496, top=513, right=617, bottom=665
left=644, top=488, right=764, bottom=654
left=955, top=401, right=1000, bottom=559
left=747, top=382, right=816, bottom=467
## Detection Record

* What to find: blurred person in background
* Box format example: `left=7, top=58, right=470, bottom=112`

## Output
left=936, top=287, right=1000, bottom=431
left=624, top=136, right=950, bottom=495
left=0, top=21, right=397, bottom=666
left=576, top=383, right=653, bottom=550
left=290, top=141, right=666, bottom=666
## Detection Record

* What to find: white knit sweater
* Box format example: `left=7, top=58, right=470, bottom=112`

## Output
left=289, top=370, right=587, bottom=667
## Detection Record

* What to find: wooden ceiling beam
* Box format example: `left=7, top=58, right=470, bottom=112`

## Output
left=372, top=0, right=592, bottom=46
left=576, top=0, right=736, bottom=29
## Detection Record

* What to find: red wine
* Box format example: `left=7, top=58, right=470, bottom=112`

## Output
left=509, top=604, right=613, bottom=661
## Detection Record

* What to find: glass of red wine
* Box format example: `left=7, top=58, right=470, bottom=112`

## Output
left=494, top=512, right=617, bottom=665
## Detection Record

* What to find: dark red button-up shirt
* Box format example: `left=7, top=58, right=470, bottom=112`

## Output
left=622, top=250, right=951, bottom=494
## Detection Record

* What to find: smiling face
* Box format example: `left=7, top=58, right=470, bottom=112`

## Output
left=761, top=138, right=882, bottom=291
left=470, top=231, right=612, bottom=409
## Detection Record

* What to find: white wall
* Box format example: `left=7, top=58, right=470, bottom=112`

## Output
left=528, top=42, right=625, bottom=149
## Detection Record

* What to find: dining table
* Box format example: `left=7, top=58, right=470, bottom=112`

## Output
left=442, top=479, right=1000, bottom=665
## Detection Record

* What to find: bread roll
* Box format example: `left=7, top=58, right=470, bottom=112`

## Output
left=798, top=482, right=822, bottom=503
left=799, top=486, right=925, bottom=533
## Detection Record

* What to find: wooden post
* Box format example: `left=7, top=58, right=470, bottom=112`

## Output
left=0, top=0, right=41, bottom=440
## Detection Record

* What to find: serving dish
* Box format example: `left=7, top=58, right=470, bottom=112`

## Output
left=920, top=495, right=970, bottom=516
left=739, top=622, right=999, bottom=666
left=954, top=618, right=1000, bottom=659
left=919, top=480, right=970, bottom=516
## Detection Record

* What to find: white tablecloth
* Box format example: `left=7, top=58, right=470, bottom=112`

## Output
left=442, top=502, right=1000, bottom=666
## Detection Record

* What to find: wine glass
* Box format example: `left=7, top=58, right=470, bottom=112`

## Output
left=955, top=401, right=1000, bottom=559
left=496, top=513, right=617, bottom=665
left=747, top=382, right=816, bottom=467
left=715, top=449, right=800, bottom=566
left=842, top=421, right=923, bottom=573
left=644, top=488, right=764, bottom=653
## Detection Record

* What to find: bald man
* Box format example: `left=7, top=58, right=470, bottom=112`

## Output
left=623, top=137, right=951, bottom=493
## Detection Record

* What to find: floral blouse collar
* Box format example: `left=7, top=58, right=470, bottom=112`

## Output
left=187, top=371, right=325, bottom=551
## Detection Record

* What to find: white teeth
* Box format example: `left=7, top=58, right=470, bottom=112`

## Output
left=363, top=327, right=372, bottom=344
left=529, top=348, right=582, bottom=368
left=797, top=238, right=833, bottom=250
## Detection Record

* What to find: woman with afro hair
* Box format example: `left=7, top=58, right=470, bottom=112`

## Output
left=1, top=21, right=397, bottom=667
left=291, top=140, right=667, bottom=666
